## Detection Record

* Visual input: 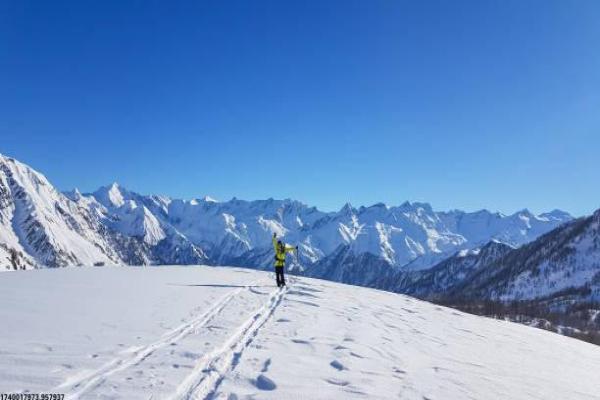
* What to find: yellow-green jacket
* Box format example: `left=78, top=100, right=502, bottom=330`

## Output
left=273, top=236, right=296, bottom=268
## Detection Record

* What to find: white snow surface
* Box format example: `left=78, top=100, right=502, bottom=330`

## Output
left=1, top=266, right=598, bottom=400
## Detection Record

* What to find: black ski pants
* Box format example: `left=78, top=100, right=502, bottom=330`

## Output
left=275, top=266, right=285, bottom=287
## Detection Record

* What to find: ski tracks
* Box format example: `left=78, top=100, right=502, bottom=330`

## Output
left=56, top=280, right=261, bottom=399
left=170, top=285, right=288, bottom=400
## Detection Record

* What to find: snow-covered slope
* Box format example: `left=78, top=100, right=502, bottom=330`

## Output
left=1, top=266, right=598, bottom=400
left=0, top=155, right=122, bottom=268
left=451, top=209, right=600, bottom=302
left=0, top=154, right=572, bottom=279
left=82, top=183, right=208, bottom=265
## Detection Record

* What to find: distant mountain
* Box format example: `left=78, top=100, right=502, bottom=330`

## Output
left=448, top=209, right=600, bottom=303
left=385, top=212, right=600, bottom=344
left=307, top=244, right=393, bottom=288
left=0, top=154, right=571, bottom=278
left=378, top=240, right=516, bottom=299
left=363, top=207, right=600, bottom=307
left=0, top=155, right=122, bottom=268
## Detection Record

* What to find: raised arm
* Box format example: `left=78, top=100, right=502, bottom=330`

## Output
left=272, top=233, right=278, bottom=251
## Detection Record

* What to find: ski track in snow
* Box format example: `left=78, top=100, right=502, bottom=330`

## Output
left=170, top=284, right=288, bottom=400
left=57, top=279, right=262, bottom=399
left=3, top=267, right=600, bottom=400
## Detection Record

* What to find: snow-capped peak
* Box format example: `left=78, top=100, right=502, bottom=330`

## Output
left=539, top=209, right=574, bottom=222
left=94, top=182, right=127, bottom=208
left=63, top=188, right=83, bottom=201
left=202, top=195, right=218, bottom=203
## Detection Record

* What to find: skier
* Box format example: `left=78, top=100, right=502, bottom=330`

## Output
left=272, top=233, right=298, bottom=287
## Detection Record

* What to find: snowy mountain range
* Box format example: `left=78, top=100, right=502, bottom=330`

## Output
left=447, top=208, right=600, bottom=303
left=0, top=154, right=572, bottom=280
left=378, top=239, right=516, bottom=299
left=375, top=209, right=600, bottom=305
left=369, top=211, right=600, bottom=343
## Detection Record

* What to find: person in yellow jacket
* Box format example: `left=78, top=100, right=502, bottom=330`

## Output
left=272, top=233, right=298, bottom=287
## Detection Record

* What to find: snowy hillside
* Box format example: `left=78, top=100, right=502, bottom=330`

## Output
left=451, top=209, right=600, bottom=302
left=0, top=154, right=571, bottom=282
left=381, top=240, right=516, bottom=299
left=367, top=212, right=600, bottom=344
left=1, top=266, right=599, bottom=400
left=0, top=155, right=123, bottom=268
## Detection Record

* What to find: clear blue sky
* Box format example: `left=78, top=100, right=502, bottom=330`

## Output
left=1, top=1, right=599, bottom=216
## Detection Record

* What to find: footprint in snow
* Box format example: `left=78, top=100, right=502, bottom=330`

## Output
left=261, top=358, right=272, bottom=373
left=291, top=339, right=311, bottom=345
left=288, top=299, right=320, bottom=307
left=287, top=289, right=320, bottom=299
left=330, top=360, right=346, bottom=371
left=254, top=374, right=277, bottom=391
left=325, top=378, right=350, bottom=386
left=181, top=351, right=200, bottom=360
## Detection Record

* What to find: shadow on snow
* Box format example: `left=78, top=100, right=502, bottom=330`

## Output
left=167, top=283, right=276, bottom=288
